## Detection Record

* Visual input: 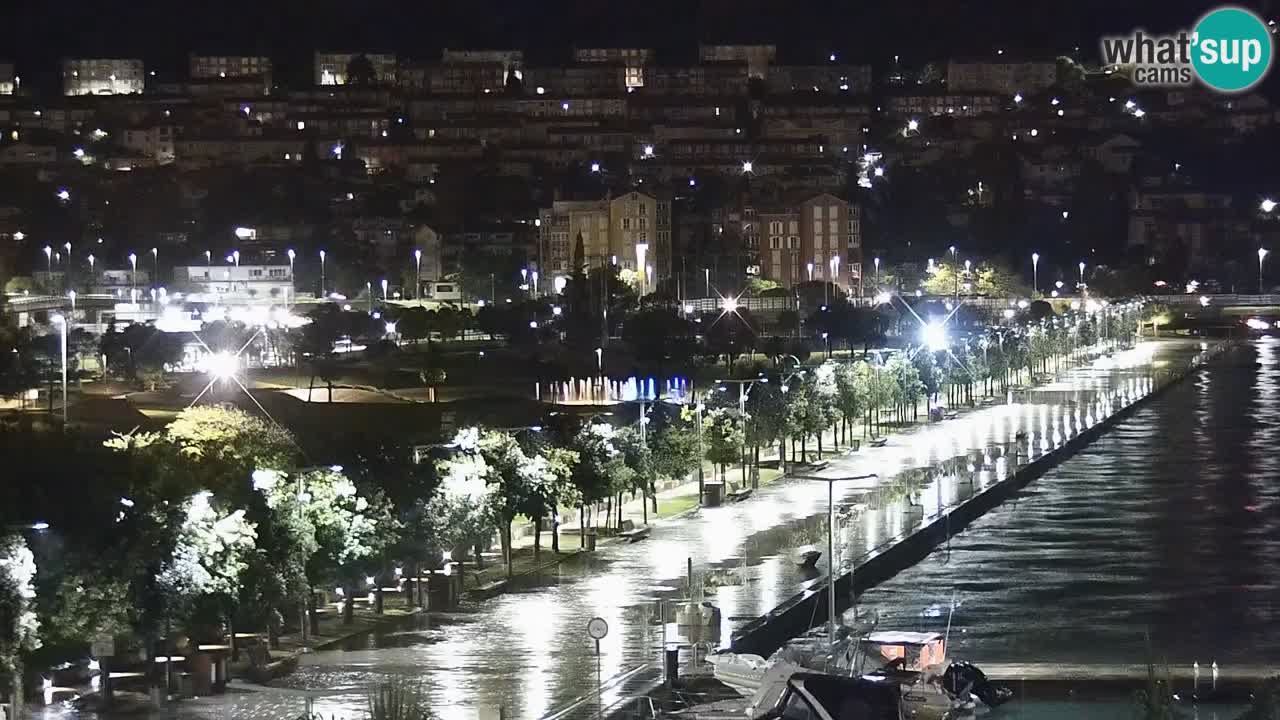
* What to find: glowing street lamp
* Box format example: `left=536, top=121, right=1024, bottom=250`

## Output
left=595, top=347, right=603, bottom=375
left=204, top=249, right=212, bottom=268
left=922, top=320, right=949, bottom=352
left=414, top=249, right=422, bottom=299
left=128, top=252, right=137, bottom=295
left=1031, top=252, right=1040, bottom=295
left=1260, top=248, right=1269, bottom=293
left=51, top=314, right=67, bottom=425
left=287, top=249, right=296, bottom=306
left=873, top=256, right=880, bottom=286
left=636, top=243, right=649, bottom=295
left=1078, top=261, right=1086, bottom=288
left=721, top=296, right=740, bottom=313
left=807, top=262, right=814, bottom=282
left=151, top=247, right=158, bottom=287
left=381, top=278, right=388, bottom=301
left=319, top=250, right=327, bottom=296
left=741, top=161, right=753, bottom=173
left=43, top=245, right=52, bottom=275
left=1262, top=199, right=1277, bottom=213
left=87, top=253, right=95, bottom=275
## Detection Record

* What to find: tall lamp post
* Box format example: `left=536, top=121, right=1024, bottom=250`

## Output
left=949, top=245, right=958, bottom=303
left=792, top=470, right=878, bottom=652
left=1259, top=248, right=1269, bottom=294
left=414, top=249, right=422, bottom=300
left=287, top=249, right=296, bottom=307
left=319, top=250, right=327, bottom=297
left=151, top=247, right=159, bottom=288
left=43, top=245, right=52, bottom=279
left=719, top=376, right=768, bottom=489
left=1031, top=252, right=1040, bottom=296
left=51, top=314, right=68, bottom=425
left=1078, top=261, right=1086, bottom=291
left=128, top=252, right=137, bottom=299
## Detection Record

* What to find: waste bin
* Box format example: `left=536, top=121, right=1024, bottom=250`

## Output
left=584, top=529, right=597, bottom=551
left=703, top=482, right=724, bottom=507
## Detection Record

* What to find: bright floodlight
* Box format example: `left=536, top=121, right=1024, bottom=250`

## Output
left=874, top=167, right=885, bottom=177
left=202, top=351, right=239, bottom=380
left=742, top=161, right=753, bottom=173
left=721, top=296, right=740, bottom=313
left=922, top=320, right=948, bottom=352
left=1262, top=199, right=1277, bottom=213
left=907, top=119, right=919, bottom=131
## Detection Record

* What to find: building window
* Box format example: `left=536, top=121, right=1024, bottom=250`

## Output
left=770, top=221, right=782, bottom=234
left=813, top=205, right=823, bottom=219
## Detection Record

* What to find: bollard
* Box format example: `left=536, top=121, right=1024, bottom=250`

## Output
left=664, top=644, right=679, bottom=686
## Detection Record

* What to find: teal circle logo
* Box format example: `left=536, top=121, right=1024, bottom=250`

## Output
left=1192, top=6, right=1273, bottom=92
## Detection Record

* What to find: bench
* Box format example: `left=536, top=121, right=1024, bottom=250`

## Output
left=620, top=526, right=651, bottom=543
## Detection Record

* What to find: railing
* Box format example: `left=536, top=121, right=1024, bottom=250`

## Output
left=1156, top=293, right=1280, bottom=306
left=4, top=293, right=123, bottom=310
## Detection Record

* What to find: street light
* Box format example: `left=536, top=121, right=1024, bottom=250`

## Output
left=1078, top=261, right=1086, bottom=289
left=414, top=249, right=422, bottom=299
left=1262, top=199, right=1277, bottom=213
left=151, top=247, right=158, bottom=286
left=807, top=262, right=814, bottom=282
left=381, top=278, right=388, bottom=301
left=704, top=268, right=710, bottom=296
left=1031, top=252, right=1040, bottom=295
left=128, top=252, right=137, bottom=296
left=287, top=249, right=296, bottom=306
left=205, top=249, right=212, bottom=268
left=51, top=314, right=67, bottom=425
left=792, top=470, right=878, bottom=650
left=949, top=245, right=958, bottom=302
left=43, top=245, right=52, bottom=276
left=1260, top=248, right=1269, bottom=293
left=636, top=243, right=649, bottom=295
left=232, top=250, right=240, bottom=267
left=87, top=253, right=95, bottom=277
left=873, top=257, right=880, bottom=288
left=319, top=250, right=327, bottom=296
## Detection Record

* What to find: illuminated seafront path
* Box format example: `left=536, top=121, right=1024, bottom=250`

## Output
left=37, top=338, right=1213, bottom=720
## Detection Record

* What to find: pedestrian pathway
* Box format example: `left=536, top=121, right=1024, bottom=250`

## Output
left=28, top=341, right=1198, bottom=720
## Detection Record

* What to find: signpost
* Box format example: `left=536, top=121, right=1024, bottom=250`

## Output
left=587, top=617, right=609, bottom=719
left=91, top=635, right=115, bottom=706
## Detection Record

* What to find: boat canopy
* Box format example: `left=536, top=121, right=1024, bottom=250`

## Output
left=862, top=631, right=943, bottom=646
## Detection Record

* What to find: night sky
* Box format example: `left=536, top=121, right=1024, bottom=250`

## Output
left=8, top=0, right=1262, bottom=87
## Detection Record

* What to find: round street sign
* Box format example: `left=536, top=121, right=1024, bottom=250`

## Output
left=587, top=617, right=609, bottom=640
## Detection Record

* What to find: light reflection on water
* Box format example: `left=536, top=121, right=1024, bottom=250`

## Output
left=33, top=340, right=1232, bottom=720
left=861, top=339, right=1280, bottom=666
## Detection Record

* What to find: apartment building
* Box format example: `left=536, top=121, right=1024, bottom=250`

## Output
left=699, top=44, right=776, bottom=78
left=756, top=193, right=862, bottom=289
left=62, top=58, right=145, bottom=96
left=314, top=52, right=397, bottom=86
left=574, top=47, right=652, bottom=88
left=174, top=264, right=294, bottom=305
left=189, top=55, right=272, bottom=91
left=538, top=191, right=672, bottom=284
left=121, top=124, right=178, bottom=164
left=946, top=59, right=1056, bottom=96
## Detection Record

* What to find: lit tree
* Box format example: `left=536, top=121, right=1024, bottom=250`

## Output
left=0, top=534, right=39, bottom=711
left=430, top=429, right=498, bottom=575
left=570, top=422, right=630, bottom=536
left=702, top=408, right=744, bottom=485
